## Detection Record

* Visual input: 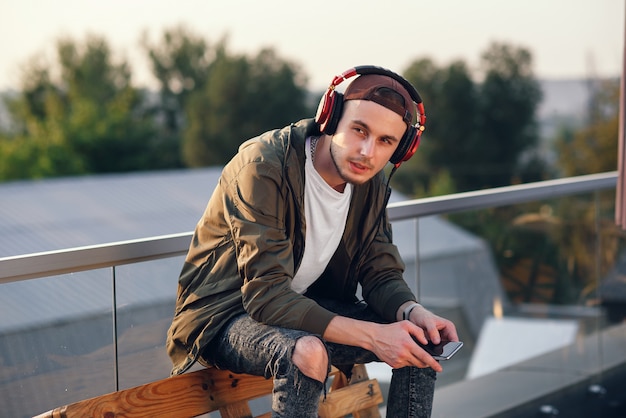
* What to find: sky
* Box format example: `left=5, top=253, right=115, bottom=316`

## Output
left=0, top=0, right=623, bottom=92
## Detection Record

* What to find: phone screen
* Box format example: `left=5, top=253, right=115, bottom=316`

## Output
left=420, top=340, right=464, bottom=361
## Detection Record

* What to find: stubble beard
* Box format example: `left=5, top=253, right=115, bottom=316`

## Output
left=329, top=139, right=369, bottom=186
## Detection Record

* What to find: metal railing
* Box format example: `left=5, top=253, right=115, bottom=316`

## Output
left=0, top=171, right=617, bottom=284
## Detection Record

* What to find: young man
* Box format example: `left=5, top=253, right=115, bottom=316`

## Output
left=167, top=66, right=459, bottom=417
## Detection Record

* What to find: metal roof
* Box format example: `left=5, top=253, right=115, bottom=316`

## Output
left=0, top=169, right=221, bottom=257
left=0, top=168, right=483, bottom=259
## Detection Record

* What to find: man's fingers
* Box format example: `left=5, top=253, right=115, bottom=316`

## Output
left=414, top=351, right=442, bottom=372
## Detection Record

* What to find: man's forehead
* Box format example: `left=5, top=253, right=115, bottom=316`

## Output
left=344, top=100, right=406, bottom=139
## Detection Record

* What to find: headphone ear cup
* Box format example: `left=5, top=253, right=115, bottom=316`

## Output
left=315, top=89, right=334, bottom=133
left=315, top=90, right=344, bottom=135
left=390, top=125, right=420, bottom=165
left=323, top=93, right=343, bottom=135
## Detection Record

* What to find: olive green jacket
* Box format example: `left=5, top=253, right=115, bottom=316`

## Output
left=166, top=118, right=415, bottom=375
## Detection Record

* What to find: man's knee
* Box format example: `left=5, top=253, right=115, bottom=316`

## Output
left=292, top=336, right=328, bottom=382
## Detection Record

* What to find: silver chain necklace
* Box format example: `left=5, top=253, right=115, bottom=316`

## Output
left=310, top=136, right=320, bottom=163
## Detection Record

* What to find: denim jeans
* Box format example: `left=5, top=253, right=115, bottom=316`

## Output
left=202, top=297, right=437, bottom=417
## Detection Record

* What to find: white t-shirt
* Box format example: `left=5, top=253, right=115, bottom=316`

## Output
left=290, top=137, right=353, bottom=293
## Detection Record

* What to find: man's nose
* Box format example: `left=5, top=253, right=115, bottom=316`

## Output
left=360, top=137, right=375, bottom=158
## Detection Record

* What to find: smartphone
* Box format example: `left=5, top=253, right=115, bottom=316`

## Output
left=415, top=339, right=464, bottom=361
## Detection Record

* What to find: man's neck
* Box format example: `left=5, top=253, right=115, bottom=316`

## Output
left=313, top=135, right=347, bottom=193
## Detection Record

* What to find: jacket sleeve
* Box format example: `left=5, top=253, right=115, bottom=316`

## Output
left=222, top=154, right=336, bottom=336
left=358, top=202, right=416, bottom=322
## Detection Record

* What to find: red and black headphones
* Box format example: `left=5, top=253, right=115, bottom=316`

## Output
left=315, top=65, right=426, bottom=167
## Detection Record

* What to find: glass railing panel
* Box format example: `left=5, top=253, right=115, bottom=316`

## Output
left=592, top=188, right=626, bottom=328
left=425, top=187, right=626, bottom=412
left=112, top=256, right=184, bottom=390
left=0, top=269, right=116, bottom=418
left=0, top=174, right=621, bottom=417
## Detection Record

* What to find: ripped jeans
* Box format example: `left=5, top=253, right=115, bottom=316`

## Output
left=201, top=298, right=437, bottom=418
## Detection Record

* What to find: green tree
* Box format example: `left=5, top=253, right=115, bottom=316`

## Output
left=0, top=62, right=84, bottom=179
left=183, top=47, right=310, bottom=166
left=0, top=35, right=159, bottom=180
left=141, top=26, right=213, bottom=167
left=555, top=78, right=619, bottom=176
left=476, top=43, right=543, bottom=189
left=395, top=43, right=543, bottom=197
left=397, top=58, right=478, bottom=195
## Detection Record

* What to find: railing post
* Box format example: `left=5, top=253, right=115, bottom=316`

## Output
left=111, top=265, right=119, bottom=392
left=415, top=217, right=421, bottom=301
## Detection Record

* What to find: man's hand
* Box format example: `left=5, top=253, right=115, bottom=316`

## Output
left=323, top=314, right=457, bottom=373
left=366, top=320, right=445, bottom=372
left=399, top=302, right=459, bottom=348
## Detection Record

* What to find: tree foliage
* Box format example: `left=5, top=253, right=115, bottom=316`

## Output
left=393, top=58, right=478, bottom=196
left=142, top=28, right=311, bottom=167
left=554, top=79, right=619, bottom=176
left=183, top=47, right=310, bottom=166
left=477, top=43, right=543, bottom=188
left=3, top=32, right=614, bottom=190
left=141, top=26, right=212, bottom=168
left=0, top=30, right=311, bottom=180
left=393, top=42, right=544, bottom=196
left=0, top=35, right=158, bottom=180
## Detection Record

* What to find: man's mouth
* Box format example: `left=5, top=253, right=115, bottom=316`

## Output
left=349, top=160, right=372, bottom=174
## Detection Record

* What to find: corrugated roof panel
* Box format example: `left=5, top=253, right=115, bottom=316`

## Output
left=0, top=169, right=221, bottom=257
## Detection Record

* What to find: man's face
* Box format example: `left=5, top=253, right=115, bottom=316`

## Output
left=329, top=99, right=406, bottom=185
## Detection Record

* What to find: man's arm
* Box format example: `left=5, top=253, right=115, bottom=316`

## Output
left=322, top=304, right=458, bottom=373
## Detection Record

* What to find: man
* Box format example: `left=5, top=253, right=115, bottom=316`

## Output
left=167, top=66, right=459, bottom=417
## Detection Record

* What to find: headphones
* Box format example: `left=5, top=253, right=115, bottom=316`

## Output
left=315, top=65, right=426, bottom=167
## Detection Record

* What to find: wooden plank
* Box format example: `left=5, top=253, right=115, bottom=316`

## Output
left=328, top=367, right=349, bottom=391
left=318, top=379, right=383, bottom=418
left=219, top=400, right=255, bottom=418
left=33, top=365, right=382, bottom=418
left=34, top=368, right=273, bottom=418
left=345, top=364, right=381, bottom=418
left=348, top=364, right=371, bottom=383
left=322, top=364, right=382, bottom=418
